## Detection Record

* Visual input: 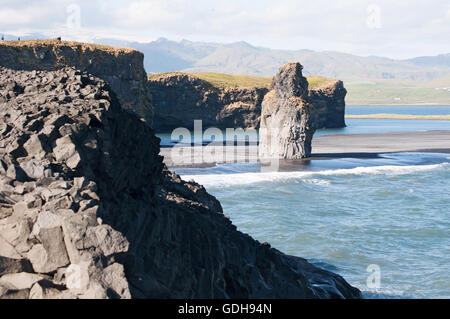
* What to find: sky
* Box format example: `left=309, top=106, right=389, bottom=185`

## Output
left=0, top=0, right=449, bottom=59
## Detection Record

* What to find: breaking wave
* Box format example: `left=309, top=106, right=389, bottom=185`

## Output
left=181, top=162, right=449, bottom=188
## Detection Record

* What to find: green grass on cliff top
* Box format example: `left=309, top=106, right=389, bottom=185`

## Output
left=0, top=39, right=137, bottom=54
left=191, top=72, right=272, bottom=89
left=148, top=72, right=336, bottom=90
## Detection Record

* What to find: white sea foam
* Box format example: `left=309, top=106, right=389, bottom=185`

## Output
left=361, top=288, right=410, bottom=299
left=181, top=162, right=449, bottom=188
left=303, top=179, right=331, bottom=186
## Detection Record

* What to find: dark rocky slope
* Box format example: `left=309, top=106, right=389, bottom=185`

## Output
left=148, top=72, right=346, bottom=132
left=0, top=50, right=361, bottom=299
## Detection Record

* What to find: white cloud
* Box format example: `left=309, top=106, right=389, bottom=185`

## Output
left=0, top=4, right=56, bottom=26
left=0, top=0, right=449, bottom=58
left=113, top=0, right=184, bottom=28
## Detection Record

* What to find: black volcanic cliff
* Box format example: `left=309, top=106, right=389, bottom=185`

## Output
left=0, top=41, right=152, bottom=123
left=148, top=72, right=346, bottom=132
left=148, top=73, right=267, bottom=131
left=0, top=43, right=360, bottom=299
left=307, top=80, right=347, bottom=128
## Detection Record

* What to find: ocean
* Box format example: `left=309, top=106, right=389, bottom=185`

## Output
left=157, top=105, right=450, bottom=146
left=159, top=105, right=450, bottom=298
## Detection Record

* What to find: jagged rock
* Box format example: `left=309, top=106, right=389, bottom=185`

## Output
left=0, top=215, right=33, bottom=253
left=101, top=263, right=131, bottom=299
left=19, top=160, right=45, bottom=180
left=0, top=257, right=33, bottom=276
left=65, top=261, right=91, bottom=292
left=80, top=225, right=129, bottom=257
left=23, top=135, right=45, bottom=159
left=0, top=283, right=30, bottom=299
left=0, top=272, right=43, bottom=290
left=0, top=53, right=360, bottom=299
left=53, top=135, right=81, bottom=169
left=65, top=260, right=127, bottom=299
left=259, top=62, right=317, bottom=159
left=0, top=237, right=21, bottom=259
left=274, top=63, right=309, bottom=99
left=148, top=71, right=346, bottom=132
left=27, top=227, right=70, bottom=274
left=29, top=280, right=75, bottom=299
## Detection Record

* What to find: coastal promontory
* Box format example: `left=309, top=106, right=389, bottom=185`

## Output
left=0, top=41, right=361, bottom=299
left=148, top=71, right=346, bottom=131
left=0, top=40, right=153, bottom=123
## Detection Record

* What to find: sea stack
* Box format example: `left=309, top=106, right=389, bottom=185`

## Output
left=259, top=62, right=317, bottom=159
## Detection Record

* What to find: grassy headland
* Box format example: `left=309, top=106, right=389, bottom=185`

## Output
left=149, top=72, right=450, bottom=105
left=191, top=72, right=272, bottom=89
left=0, top=39, right=137, bottom=55
left=148, top=72, right=335, bottom=90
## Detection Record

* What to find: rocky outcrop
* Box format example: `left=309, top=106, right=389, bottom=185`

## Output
left=259, top=63, right=317, bottom=159
left=148, top=73, right=267, bottom=131
left=0, top=52, right=361, bottom=298
left=0, top=66, right=140, bottom=298
left=148, top=72, right=346, bottom=132
left=307, top=80, right=347, bottom=128
left=0, top=40, right=152, bottom=123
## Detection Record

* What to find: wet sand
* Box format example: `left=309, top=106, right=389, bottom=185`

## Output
left=160, top=130, right=450, bottom=168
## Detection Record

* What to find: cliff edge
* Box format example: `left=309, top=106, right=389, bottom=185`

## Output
left=148, top=72, right=346, bottom=132
left=148, top=72, right=267, bottom=131
left=307, top=77, right=347, bottom=128
left=0, top=45, right=361, bottom=299
left=0, top=40, right=153, bottom=123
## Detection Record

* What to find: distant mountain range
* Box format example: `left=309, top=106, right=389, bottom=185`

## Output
left=3, top=34, right=449, bottom=104
left=94, top=37, right=450, bottom=83
left=3, top=33, right=449, bottom=83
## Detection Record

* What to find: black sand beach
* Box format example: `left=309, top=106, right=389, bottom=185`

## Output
left=160, top=130, right=450, bottom=168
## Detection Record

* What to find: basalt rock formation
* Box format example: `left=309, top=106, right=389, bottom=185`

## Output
left=148, top=73, right=267, bottom=131
left=0, top=46, right=361, bottom=299
left=259, top=63, right=317, bottom=159
left=0, top=40, right=152, bottom=123
left=307, top=80, right=347, bottom=128
left=148, top=72, right=346, bottom=132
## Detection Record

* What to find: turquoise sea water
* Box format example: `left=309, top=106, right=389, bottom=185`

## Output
left=174, top=153, right=450, bottom=298
left=345, top=105, right=450, bottom=115
left=347, top=105, right=450, bottom=115
left=159, top=106, right=450, bottom=298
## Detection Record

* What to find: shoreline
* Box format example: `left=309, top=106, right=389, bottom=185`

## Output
left=346, top=103, right=450, bottom=106
left=160, top=130, right=450, bottom=168
left=346, top=114, right=450, bottom=120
